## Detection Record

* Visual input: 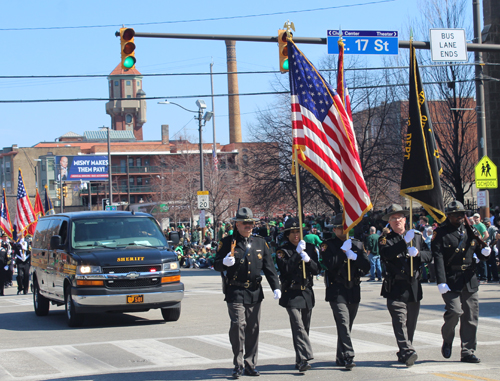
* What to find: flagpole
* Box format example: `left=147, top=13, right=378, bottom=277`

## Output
left=293, top=147, right=306, bottom=283
left=410, top=203, right=413, bottom=277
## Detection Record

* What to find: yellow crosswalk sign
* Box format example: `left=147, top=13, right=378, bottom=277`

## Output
left=475, top=155, right=497, bottom=189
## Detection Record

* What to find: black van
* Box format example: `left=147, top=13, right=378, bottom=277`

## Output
left=30, top=211, right=183, bottom=327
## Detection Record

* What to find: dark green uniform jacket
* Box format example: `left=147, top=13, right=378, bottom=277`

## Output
left=379, top=230, right=432, bottom=303
left=321, top=237, right=370, bottom=304
left=215, top=233, right=280, bottom=304
left=431, top=222, right=486, bottom=293
left=276, top=241, right=320, bottom=309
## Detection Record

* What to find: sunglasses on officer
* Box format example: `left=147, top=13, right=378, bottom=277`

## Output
left=241, top=221, right=255, bottom=226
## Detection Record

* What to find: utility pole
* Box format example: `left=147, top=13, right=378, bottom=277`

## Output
left=473, top=0, right=489, bottom=219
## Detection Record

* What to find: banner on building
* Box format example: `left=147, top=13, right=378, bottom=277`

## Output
left=55, top=155, right=109, bottom=181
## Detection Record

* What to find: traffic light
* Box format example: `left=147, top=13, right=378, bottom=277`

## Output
left=119, top=27, right=136, bottom=70
left=63, top=185, right=68, bottom=198
left=278, top=29, right=291, bottom=73
left=56, top=188, right=61, bottom=199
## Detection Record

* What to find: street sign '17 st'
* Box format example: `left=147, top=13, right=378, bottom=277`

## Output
left=327, top=30, right=399, bottom=55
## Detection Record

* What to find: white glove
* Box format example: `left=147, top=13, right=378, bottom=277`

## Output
left=300, top=252, right=311, bottom=263
left=273, top=289, right=282, bottom=300
left=404, top=229, right=415, bottom=243
left=222, top=253, right=235, bottom=267
left=3, top=265, right=8, bottom=271
left=341, top=239, right=352, bottom=252
left=438, top=283, right=451, bottom=294
left=473, top=254, right=480, bottom=263
left=346, top=250, right=357, bottom=261
left=481, top=247, right=491, bottom=257
left=408, top=247, right=419, bottom=257
left=296, top=240, right=306, bottom=254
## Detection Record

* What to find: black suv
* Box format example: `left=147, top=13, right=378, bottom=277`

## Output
left=30, top=211, right=183, bottom=327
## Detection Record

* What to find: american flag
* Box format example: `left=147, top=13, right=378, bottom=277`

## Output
left=213, top=149, right=219, bottom=171
left=1, top=188, right=13, bottom=238
left=289, top=40, right=372, bottom=233
left=14, top=169, right=37, bottom=234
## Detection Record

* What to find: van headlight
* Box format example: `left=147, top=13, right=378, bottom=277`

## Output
left=163, top=262, right=178, bottom=271
left=77, top=265, right=102, bottom=274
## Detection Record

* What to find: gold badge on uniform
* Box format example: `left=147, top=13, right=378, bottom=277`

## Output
left=218, top=241, right=223, bottom=251
left=321, top=243, right=328, bottom=252
left=258, top=253, right=262, bottom=260
left=380, top=237, right=387, bottom=246
left=277, top=250, right=285, bottom=259
left=471, top=241, right=475, bottom=247
left=432, top=231, right=437, bottom=241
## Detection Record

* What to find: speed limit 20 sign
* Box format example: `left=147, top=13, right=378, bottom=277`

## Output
left=197, top=191, right=209, bottom=210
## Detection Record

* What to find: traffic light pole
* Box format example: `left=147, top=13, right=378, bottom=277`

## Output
left=132, top=31, right=500, bottom=52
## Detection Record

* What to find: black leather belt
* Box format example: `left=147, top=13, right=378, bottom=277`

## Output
left=450, top=264, right=472, bottom=271
left=228, top=280, right=261, bottom=289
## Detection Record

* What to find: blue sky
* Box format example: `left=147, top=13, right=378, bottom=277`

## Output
left=2, top=0, right=461, bottom=149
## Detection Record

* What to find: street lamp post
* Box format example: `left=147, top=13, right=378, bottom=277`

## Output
left=158, top=100, right=213, bottom=194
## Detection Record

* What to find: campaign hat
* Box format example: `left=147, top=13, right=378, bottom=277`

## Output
left=331, top=214, right=344, bottom=228
left=445, top=200, right=467, bottom=215
left=283, top=217, right=301, bottom=232
left=231, top=207, right=258, bottom=222
left=382, top=204, right=410, bottom=221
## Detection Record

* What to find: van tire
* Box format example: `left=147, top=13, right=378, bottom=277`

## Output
left=161, top=307, right=181, bottom=322
left=65, top=287, right=84, bottom=327
left=33, top=281, right=50, bottom=316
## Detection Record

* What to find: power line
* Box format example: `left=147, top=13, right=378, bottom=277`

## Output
left=0, top=62, right=486, bottom=80
left=0, top=79, right=477, bottom=104
left=0, top=1, right=395, bottom=31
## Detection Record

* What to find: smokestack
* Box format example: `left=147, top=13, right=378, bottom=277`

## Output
left=225, top=40, right=242, bottom=143
left=161, top=124, right=169, bottom=145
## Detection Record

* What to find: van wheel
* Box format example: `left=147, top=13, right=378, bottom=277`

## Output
left=65, top=287, right=84, bottom=327
left=161, top=307, right=181, bottom=322
left=33, top=282, right=50, bottom=316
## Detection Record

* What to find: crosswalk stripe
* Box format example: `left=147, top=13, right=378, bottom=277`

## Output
left=112, top=339, right=211, bottom=366
left=26, top=346, right=115, bottom=374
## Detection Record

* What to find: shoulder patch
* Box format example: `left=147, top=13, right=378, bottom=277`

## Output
left=265, top=242, right=269, bottom=249
left=379, top=237, right=387, bottom=246
left=218, top=241, right=223, bottom=251
left=431, top=231, right=437, bottom=241
left=321, top=243, right=328, bottom=252
left=276, top=250, right=285, bottom=259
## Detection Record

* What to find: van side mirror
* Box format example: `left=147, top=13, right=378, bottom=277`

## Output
left=50, top=235, right=62, bottom=250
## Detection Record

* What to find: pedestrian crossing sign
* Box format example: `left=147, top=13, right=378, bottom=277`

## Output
left=475, top=155, right=498, bottom=189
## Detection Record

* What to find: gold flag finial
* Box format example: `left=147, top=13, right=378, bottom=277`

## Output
left=283, top=20, right=295, bottom=38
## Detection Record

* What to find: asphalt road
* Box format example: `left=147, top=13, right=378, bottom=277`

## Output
left=0, top=269, right=499, bottom=381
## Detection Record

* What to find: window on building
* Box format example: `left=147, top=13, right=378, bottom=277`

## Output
left=114, top=81, right=119, bottom=86
left=41, top=160, right=46, bottom=171
left=120, top=159, right=126, bottom=172
left=136, top=158, right=141, bottom=167
left=137, top=177, right=143, bottom=186
left=125, top=114, right=133, bottom=124
left=42, top=179, right=47, bottom=187
left=128, top=157, right=134, bottom=167
left=129, top=177, right=134, bottom=184
left=130, top=195, right=136, bottom=203
left=126, top=81, right=131, bottom=86
left=144, top=158, right=150, bottom=166
left=49, top=180, right=55, bottom=191
left=127, top=95, right=131, bottom=98
left=5, top=161, right=10, bottom=172
left=6, top=181, right=11, bottom=191
left=144, top=178, right=150, bottom=185
left=137, top=81, right=140, bottom=87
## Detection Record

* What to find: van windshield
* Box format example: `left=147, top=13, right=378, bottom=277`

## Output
left=72, top=217, right=167, bottom=249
